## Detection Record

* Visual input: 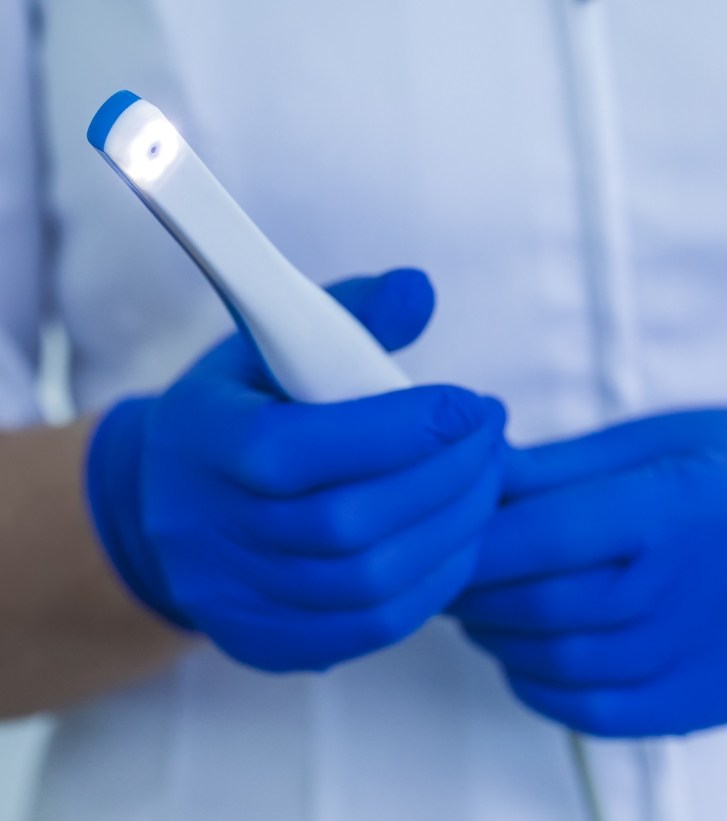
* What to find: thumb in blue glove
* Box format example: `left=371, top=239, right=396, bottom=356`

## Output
left=87, top=268, right=507, bottom=672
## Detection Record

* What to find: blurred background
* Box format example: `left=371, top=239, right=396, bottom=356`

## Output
left=0, top=720, right=50, bottom=819
left=0, top=324, right=74, bottom=819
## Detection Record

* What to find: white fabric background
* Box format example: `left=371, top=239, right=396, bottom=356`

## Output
left=0, top=721, right=50, bottom=820
left=3, top=2, right=727, bottom=820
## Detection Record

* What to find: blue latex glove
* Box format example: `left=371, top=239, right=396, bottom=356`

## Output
left=451, top=410, right=727, bottom=737
left=87, top=268, right=506, bottom=672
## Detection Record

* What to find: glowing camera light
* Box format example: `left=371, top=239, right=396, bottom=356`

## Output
left=123, top=117, right=181, bottom=184
left=89, top=90, right=412, bottom=404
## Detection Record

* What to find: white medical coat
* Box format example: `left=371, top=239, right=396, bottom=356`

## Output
left=1, top=0, right=727, bottom=818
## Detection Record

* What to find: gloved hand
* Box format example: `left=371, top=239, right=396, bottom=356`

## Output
left=451, top=410, right=727, bottom=737
left=87, top=268, right=506, bottom=672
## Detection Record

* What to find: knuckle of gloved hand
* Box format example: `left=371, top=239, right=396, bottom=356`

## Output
left=300, top=552, right=391, bottom=609
left=424, top=386, right=496, bottom=447
left=345, top=553, right=397, bottom=607
left=283, top=559, right=332, bottom=607
left=311, top=492, right=371, bottom=553
left=236, top=410, right=298, bottom=496
left=359, top=602, right=409, bottom=652
left=545, top=637, right=593, bottom=683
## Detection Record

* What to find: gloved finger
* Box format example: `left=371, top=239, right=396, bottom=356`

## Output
left=187, top=268, right=435, bottom=386
left=204, top=537, right=480, bottom=672
left=468, top=463, right=672, bottom=587
left=207, top=453, right=502, bottom=610
left=506, top=642, right=727, bottom=737
left=228, top=387, right=505, bottom=497
left=504, top=409, right=727, bottom=500
left=160, top=380, right=503, bottom=497
left=214, top=423, right=502, bottom=553
left=473, top=602, right=686, bottom=688
left=325, top=267, right=435, bottom=352
left=450, top=564, right=652, bottom=635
